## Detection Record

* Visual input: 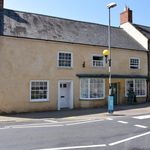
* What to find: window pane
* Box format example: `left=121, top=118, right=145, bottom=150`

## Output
left=80, top=79, right=88, bottom=98
left=31, top=81, right=48, bottom=101
left=126, top=80, right=134, bottom=92
left=135, top=79, right=146, bottom=96
left=93, top=56, right=104, bottom=67
left=90, top=79, right=104, bottom=98
left=58, top=52, right=72, bottom=67
left=126, top=79, right=146, bottom=97
left=130, top=58, right=139, bottom=69
left=80, top=78, right=104, bottom=99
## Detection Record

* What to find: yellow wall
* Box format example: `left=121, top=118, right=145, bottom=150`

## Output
left=0, top=36, right=148, bottom=113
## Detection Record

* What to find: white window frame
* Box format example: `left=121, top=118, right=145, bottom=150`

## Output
left=30, top=80, right=49, bottom=102
left=80, top=78, right=105, bottom=100
left=57, top=51, right=73, bottom=68
left=92, top=54, right=104, bottom=68
left=125, top=79, right=146, bottom=97
left=129, top=57, right=140, bottom=69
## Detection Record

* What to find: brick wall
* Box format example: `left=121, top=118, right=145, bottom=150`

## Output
left=120, top=7, right=132, bottom=24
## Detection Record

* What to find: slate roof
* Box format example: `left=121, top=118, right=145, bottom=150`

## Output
left=0, top=9, right=145, bottom=50
left=134, top=24, right=150, bottom=39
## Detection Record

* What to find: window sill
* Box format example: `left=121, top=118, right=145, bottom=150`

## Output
left=30, top=99, right=49, bottom=102
left=92, top=66, right=105, bottom=67
left=57, top=67, right=73, bottom=69
left=125, top=95, right=146, bottom=98
left=80, top=98, right=104, bottom=101
left=130, top=68, right=140, bottom=70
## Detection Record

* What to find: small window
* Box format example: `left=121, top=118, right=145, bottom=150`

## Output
left=30, top=80, right=49, bottom=102
left=92, top=55, right=104, bottom=67
left=130, top=58, right=140, bottom=69
left=58, top=52, right=73, bottom=68
left=63, top=84, right=67, bottom=88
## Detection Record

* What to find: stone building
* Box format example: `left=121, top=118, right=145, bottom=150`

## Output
left=0, top=0, right=148, bottom=113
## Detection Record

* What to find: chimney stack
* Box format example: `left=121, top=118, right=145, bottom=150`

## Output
left=0, top=0, right=4, bottom=9
left=120, top=6, right=132, bottom=24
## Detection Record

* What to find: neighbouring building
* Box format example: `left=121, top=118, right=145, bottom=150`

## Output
left=120, top=7, right=150, bottom=101
left=0, top=0, right=148, bottom=113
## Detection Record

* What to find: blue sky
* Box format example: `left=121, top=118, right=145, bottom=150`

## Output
left=4, top=0, right=150, bottom=27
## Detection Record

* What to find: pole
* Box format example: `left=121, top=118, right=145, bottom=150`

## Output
left=106, top=2, right=117, bottom=114
left=108, top=7, right=114, bottom=114
left=108, top=8, right=111, bottom=96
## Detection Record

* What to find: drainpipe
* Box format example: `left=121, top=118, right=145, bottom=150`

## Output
left=147, top=40, right=150, bottom=102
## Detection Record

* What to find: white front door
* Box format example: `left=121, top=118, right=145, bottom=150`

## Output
left=58, top=81, right=73, bottom=110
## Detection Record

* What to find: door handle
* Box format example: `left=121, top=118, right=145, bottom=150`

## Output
left=61, top=96, right=65, bottom=98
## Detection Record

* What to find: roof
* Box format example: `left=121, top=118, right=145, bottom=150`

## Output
left=76, top=74, right=148, bottom=79
left=134, top=24, right=150, bottom=39
left=0, top=9, right=145, bottom=50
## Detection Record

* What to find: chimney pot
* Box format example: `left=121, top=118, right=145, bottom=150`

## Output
left=120, top=7, right=132, bottom=24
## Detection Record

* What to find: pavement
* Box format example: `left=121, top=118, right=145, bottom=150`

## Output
left=0, top=102, right=150, bottom=123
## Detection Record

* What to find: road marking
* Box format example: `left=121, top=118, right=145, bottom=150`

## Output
left=133, top=115, right=150, bottom=120
left=9, top=122, right=56, bottom=128
left=12, top=124, right=64, bottom=129
left=0, top=126, right=10, bottom=130
left=36, top=144, right=107, bottom=150
left=44, top=120, right=59, bottom=123
left=117, top=121, right=128, bottom=124
left=61, top=119, right=97, bottom=123
left=66, top=120, right=103, bottom=126
left=134, top=124, right=148, bottom=129
left=106, top=117, right=113, bottom=121
left=109, top=131, right=150, bottom=146
left=0, top=124, right=64, bottom=130
left=0, top=119, right=104, bottom=130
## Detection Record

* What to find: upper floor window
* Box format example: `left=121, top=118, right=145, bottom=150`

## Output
left=30, top=80, right=49, bottom=102
left=58, top=52, right=73, bottom=68
left=130, top=58, right=140, bottom=69
left=92, top=55, right=104, bottom=67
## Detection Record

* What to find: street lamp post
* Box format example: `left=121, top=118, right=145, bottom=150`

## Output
left=103, top=2, right=117, bottom=114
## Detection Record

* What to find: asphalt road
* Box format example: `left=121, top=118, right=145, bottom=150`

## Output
left=0, top=113, right=150, bottom=150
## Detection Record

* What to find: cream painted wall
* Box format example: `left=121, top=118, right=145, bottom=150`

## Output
left=111, top=48, right=147, bottom=75
left=120, top=22, right=148, bottom=50
left=0, top=36, right=148, bottom=113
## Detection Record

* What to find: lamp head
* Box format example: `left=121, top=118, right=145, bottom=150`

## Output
left=103, top=49, right=110, bottom=57
left=107, top=2, right=117, bottom=9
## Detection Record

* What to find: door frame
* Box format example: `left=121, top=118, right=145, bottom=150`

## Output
left=58, top=80, right=73, bottom=110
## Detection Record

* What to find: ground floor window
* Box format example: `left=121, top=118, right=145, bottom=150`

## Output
left=125, top=79, right=146, bottom=97
left=30, top=80, right=49, bottom=102
left=80, top=78, right=105, bottom=100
